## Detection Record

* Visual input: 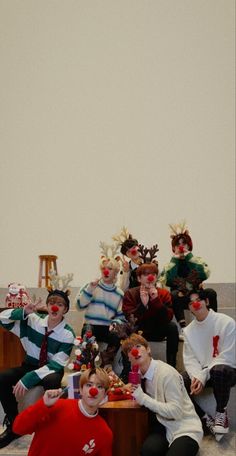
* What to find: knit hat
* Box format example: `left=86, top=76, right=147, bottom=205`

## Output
left=169, top=221, right=193, bottom=252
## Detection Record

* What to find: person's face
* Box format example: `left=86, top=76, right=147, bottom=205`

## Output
left=174, top=238, right=189, bottom=255
left=46, top=296, right=67, bottom=321
left=80, top=374, right=106, bottom=411
left=188, top=294, right=208, bottom=319
left=139, top=272, right=157, bottom=287
left=126, top=245, right=140, bottom=261
left=101, top=264, right=117, bottom=284
left=127, top=343, right=151, bottom=367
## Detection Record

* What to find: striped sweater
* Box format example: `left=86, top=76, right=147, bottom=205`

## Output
left=0, top=308, right=75, bottom=389
left=76, top=280, right=125, bottom=326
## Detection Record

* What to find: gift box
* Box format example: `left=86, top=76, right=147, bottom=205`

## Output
left=67, top=372, right=81, bottom=399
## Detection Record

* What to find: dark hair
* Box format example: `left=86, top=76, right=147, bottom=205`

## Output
left=136, top=262, right=158, bottom=277
left=188, top=289, right=208, bottom=304
left=46, top=289, right=70, bottom=312
left=171, top=233, right=193, bottom=252
left=120, top=237, right=139, bottom=255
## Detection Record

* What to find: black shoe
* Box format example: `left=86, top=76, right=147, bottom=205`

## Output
left=0, top=417, right=20, bottom=449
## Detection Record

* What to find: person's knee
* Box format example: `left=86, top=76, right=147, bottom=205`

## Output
left=41, top=373, right=62, bottom=390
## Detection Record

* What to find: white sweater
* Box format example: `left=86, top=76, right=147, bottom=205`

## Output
left=183, top=309, right=236, bottom=386
left=133, top=360, right=203, bottom=446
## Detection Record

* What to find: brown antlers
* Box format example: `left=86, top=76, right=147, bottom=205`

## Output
left=138, top=244, right=159, bottom=263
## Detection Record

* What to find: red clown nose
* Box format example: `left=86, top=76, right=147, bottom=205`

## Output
left=192, top=301, right=201, bottom=310
left=130, top=247, right=137, bottom=256
left=103, top=269, right=109, bottom=277
left=178, top=245, right=185, bottom=253
left=89, top=387, right=98, bottom=397
left=51, top=305, right=59, bottom=312
left=147, top=274, right=155, bottom=282
left=131, top=348, right=139, bottom=357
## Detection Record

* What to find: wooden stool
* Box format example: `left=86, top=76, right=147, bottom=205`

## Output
left=38, top=255, right=58, bottom=288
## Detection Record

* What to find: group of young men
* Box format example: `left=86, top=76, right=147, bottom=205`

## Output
left=0, top=224, right=235, bottom=455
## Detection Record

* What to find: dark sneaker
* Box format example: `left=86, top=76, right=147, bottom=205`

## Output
left=213, top=410, right=229, bottom=434
left=202, top=415, right=223, bottom=442
left=0, top=416, right=20, bottom=449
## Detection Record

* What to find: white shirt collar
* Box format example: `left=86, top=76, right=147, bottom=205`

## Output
left=142, top=358, right=157, bottom=381
left=79, top=399, right=98, bottom=418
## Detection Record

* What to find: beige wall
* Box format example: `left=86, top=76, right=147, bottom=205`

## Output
left=0, top=0, right=235, bottom=287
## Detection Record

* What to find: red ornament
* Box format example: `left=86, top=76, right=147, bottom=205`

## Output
left=103, top=268, right=109, bottom=277
left=130, top=348, right=139, bottom=357
left=147, top=274, right=155, bottom=282
left=51, top=305, right=59, bottom=312
left=192, top=301, right=201, bottom=310
left=89, top=387, right=98, bottom=397
left=86, top=331, right=93, bottom=339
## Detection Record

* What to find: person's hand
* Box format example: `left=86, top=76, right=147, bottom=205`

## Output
left=123, top=383, right=139, bottom=394
left=149, top=286, right=158, bottom=300
left=140, top=286, right=149, bottom=306
left=43, top=389, right=63, bottom=407
left=90, top=279, right=100, bottom=288
left=122, top=260, right=130, bottom=273
left=13, top=381, right=27, bottom=398
left=190, top=377, right=203, bottom=395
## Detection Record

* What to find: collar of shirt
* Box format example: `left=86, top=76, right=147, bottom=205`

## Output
left=40, top=315, right=66, bottom=334
left=141, top=358, right=158, bottom=381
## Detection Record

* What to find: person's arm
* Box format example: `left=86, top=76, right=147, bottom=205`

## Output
left=208, top=320, right=236, bottom=369
left=183, top=338, right=209, bottom=386
left=132, top=372, right=187, bottom=420
left=97, top=425, right=113, bottom=456
left=122, top=289, right=138, bottom=319
left=13, top=390, right=63, bottom=435
left=75, top=282, right=99, bottom=310
left=20, top=333, right=75, bottom=390
left=188, top=255, right=210, bottom=281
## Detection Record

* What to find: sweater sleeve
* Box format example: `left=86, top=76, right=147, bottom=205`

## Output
left=122, top=289, right=137, bottom=318
left=132, top=373, right=186, bottom=420
left=13, top=398, right=57, bottom=435
left=208, top=319, right=236, bottom=369
left=20, top=336, right=74, bottom=389
left=183, top=338, right=209, bottom=385
left=0, top=308, right=25, bottom=336
left=75, top=284, right=94, bottom=310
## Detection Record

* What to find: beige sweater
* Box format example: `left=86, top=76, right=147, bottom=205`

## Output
left=133, top=359, right=203, bottom=446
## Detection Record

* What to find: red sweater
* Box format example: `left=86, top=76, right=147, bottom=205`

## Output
left=13, top=398, right=113, bottom=456
left=123, top=286, right=173, bottom=340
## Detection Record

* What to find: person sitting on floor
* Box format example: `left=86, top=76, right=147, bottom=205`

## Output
left=0, top=282, right=75, bottom=449
left=123, top=247, right=179, bottom=369
left=160, top=221, right=217, bottom=338
left=182, top=289, right=236, bottom=438
left=13, top=367, right=113, bottom=456
left=123, top=333, right=203, bottom=456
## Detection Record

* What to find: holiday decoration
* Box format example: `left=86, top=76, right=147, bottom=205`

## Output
left=5, top=283, right=31, bottom=308
left=106, top=369, right=132, bottom=401
left=68, top=326, right=100, bottom=372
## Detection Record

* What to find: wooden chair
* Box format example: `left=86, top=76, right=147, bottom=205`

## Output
left=38, top=255, right=58, bottom=288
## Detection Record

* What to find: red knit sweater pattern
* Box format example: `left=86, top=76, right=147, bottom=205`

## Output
left=13, top=398, right=113, bottom=456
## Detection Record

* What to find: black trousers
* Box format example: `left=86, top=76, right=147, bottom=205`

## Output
left=141, top=413, right=199, bottom=456
left=143, top=321, right=179, bottom=368
left=0, top=363, right=63, bottom=422
left=172, top=288, right=218, bottom=323
left=182, top=364, right=236, bottom=417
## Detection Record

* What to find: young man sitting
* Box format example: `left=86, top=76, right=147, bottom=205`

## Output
left=182, top=289, right=236, bottom=437
left=122, top=333, right=203, bottom=456
left=123, top=262, right=179, bottom=368
left=0, top=288, right=75, bottom=448
left=13, top=367, right=113, bottom=455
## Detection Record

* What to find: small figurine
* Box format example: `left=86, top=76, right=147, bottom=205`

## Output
left=5, top=283, right=31, bottom=308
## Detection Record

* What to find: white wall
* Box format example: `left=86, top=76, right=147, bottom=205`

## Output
left=0, top=0, right=235, bottom=287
